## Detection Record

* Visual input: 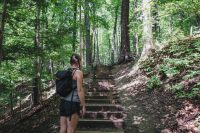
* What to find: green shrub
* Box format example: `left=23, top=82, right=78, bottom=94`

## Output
left=172, top=84, right=199, bottom=98
left=183, top=70, right=200, bottom=80
left=159, top=64, right=179, bottom=77
left=146, top=76, right=161, bottom=90
left=171, top=84, right=184, bottom=92
left=164, top=58, right=190, bottom=70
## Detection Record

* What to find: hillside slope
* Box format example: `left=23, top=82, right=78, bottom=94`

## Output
left=112, top=37, right=200, bottom=133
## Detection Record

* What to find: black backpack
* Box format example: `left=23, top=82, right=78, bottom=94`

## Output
left=55, top=68, right=77, bottom=97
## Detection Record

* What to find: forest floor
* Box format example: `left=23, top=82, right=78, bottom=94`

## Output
left=112, top=37, right=200, bottom=133
left=113, top=61, right=199, bottom=133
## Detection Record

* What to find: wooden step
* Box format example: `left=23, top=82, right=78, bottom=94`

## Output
left=85, top=95, right=119, bottom=100
left=86, top=104, right=124, bottom=111
left=87, top=99, right=120, bottom=104
left=77, top=130, right=124, bottom=133
left=78, top=119, right=124, bottom=129
left=87, top=92, right=118, bottom=96
left=87, top=90, right=111, bottom=93
left=87, top=87, right=113, bottom=91
left=90, top=82, right=114, bottom=88
left=93, top=76, right=113, bottom=80
left=86, top=99, right=111, bottom=104
left=85, top=95, right=110, bottom=99
left=84, top=111, right=126, bottom=119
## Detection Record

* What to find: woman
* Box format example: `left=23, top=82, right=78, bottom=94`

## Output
left=60, top=54, right=86, bottom=133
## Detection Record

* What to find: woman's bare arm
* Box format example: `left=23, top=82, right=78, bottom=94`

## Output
left=76, top=70, right=86, bottom=108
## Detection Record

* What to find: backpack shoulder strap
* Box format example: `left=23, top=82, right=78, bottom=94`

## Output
left=72, top=68, right=78, bottom=77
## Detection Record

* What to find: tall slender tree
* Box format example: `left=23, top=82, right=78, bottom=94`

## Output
left=152, top=0, right=160, bottom=39
left=119, top=0, right=131, bottom=63
left=0, top=0, right=8, bottom=61
left=33, top=0, right=43, bottom=106
left=96, top=29, right=100, bottom=64
left=133, top=0, right=140, bottom=57
left=72, top=0, right=78, bottom=52
left=112, top=0, right=120, bottom=64
left=84, top=0, right=92, bottom=67
left=141, top=0, right=154, bottom=58
left=79, top=0, right=84, bottom=66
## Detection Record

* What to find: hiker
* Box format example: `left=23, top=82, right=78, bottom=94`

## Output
left=59, top=54, right=86, bottom=133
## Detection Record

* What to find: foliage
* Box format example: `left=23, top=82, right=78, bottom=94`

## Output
left=146, top=75, right=161, bottom=91
left=0, top=0, right=114, bottom=106
left=1, top=0, right=200, bottom=108
left=142, top=38, right=200, bottom=99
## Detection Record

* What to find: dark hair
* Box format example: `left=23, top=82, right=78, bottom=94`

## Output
left=70, top=53, right=81, bottom=68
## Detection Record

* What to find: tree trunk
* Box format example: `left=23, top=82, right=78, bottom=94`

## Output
left=152, top=0, right=160, bottom=38
left=116, top=25, right=120, bottom=60
left=0, top=0, right=8, bottom=61
left=93, top=29, right=96, bottom=63
left=92, top=3, right=96, bottom=64
left=84, top=0, right=92, bottom=67
left=96, top=29, right=100, bottom=64
left=141, top=0, right=154, bottom=58
left=112, top=2, right=119, bottom=64
left=135, top=33, right=139, bottom=56
left=79, top=0, right=84, bottom=67
left=119, top=0, right=130, bottom=63
left=133, top=0, right=139, bottom=57
left=48, top=59, right=53, bottom=76
left=169, top=16, right=173, bottom=35
left=72, top=0, right=78, bottom=52
left=110, top=37, right=114, bottom=65
left=33, top=2, right=42, bottom=106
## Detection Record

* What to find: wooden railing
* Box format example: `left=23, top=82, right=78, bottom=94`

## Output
left=0, top=80, right=56, bottom=125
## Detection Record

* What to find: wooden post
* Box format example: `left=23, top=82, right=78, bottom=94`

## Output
left=19, top=97, right=22, bottom=119
left=10, top=92, right=14, bottom=117
left=4, top=106, right=6, bottom=121
left=190, top=26, right=193, bottom=36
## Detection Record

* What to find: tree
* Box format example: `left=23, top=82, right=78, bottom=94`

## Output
left=79, top=0, right=84, bottom=66
left=133, top=0, right=140, bottom=57
left=72, top=0, right=78, bottom=52
left=84, top=0, right=92, bottom=67
left=152, top=0, right=160, bottom=38
left=111, top=0, right=120, bottom=64
left=119, top=0, right=131, bottom=63
left=33, top=0, right=44, bottom=106
left=0, top=0, right=8, bottom=61
left=141, top=0, right=154, bottom=58
left=96, top=29, right=100, bottom=64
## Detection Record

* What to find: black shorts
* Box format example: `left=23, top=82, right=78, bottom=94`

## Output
left=59, top=99, right=81, bottom=117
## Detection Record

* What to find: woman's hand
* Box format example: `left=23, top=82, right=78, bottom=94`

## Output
left=81, top=106, right=86, bottom=118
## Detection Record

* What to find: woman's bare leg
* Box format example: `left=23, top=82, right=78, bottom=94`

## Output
left=60, top=116, right=68, bottom=133
left=67, top=113, right=79, bottom=133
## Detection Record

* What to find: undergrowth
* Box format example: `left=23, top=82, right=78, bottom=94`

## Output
left=142, top=38, right=200, bottom=99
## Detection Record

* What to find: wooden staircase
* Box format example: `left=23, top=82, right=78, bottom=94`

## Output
left=77, top=66, right=125, bottom=133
